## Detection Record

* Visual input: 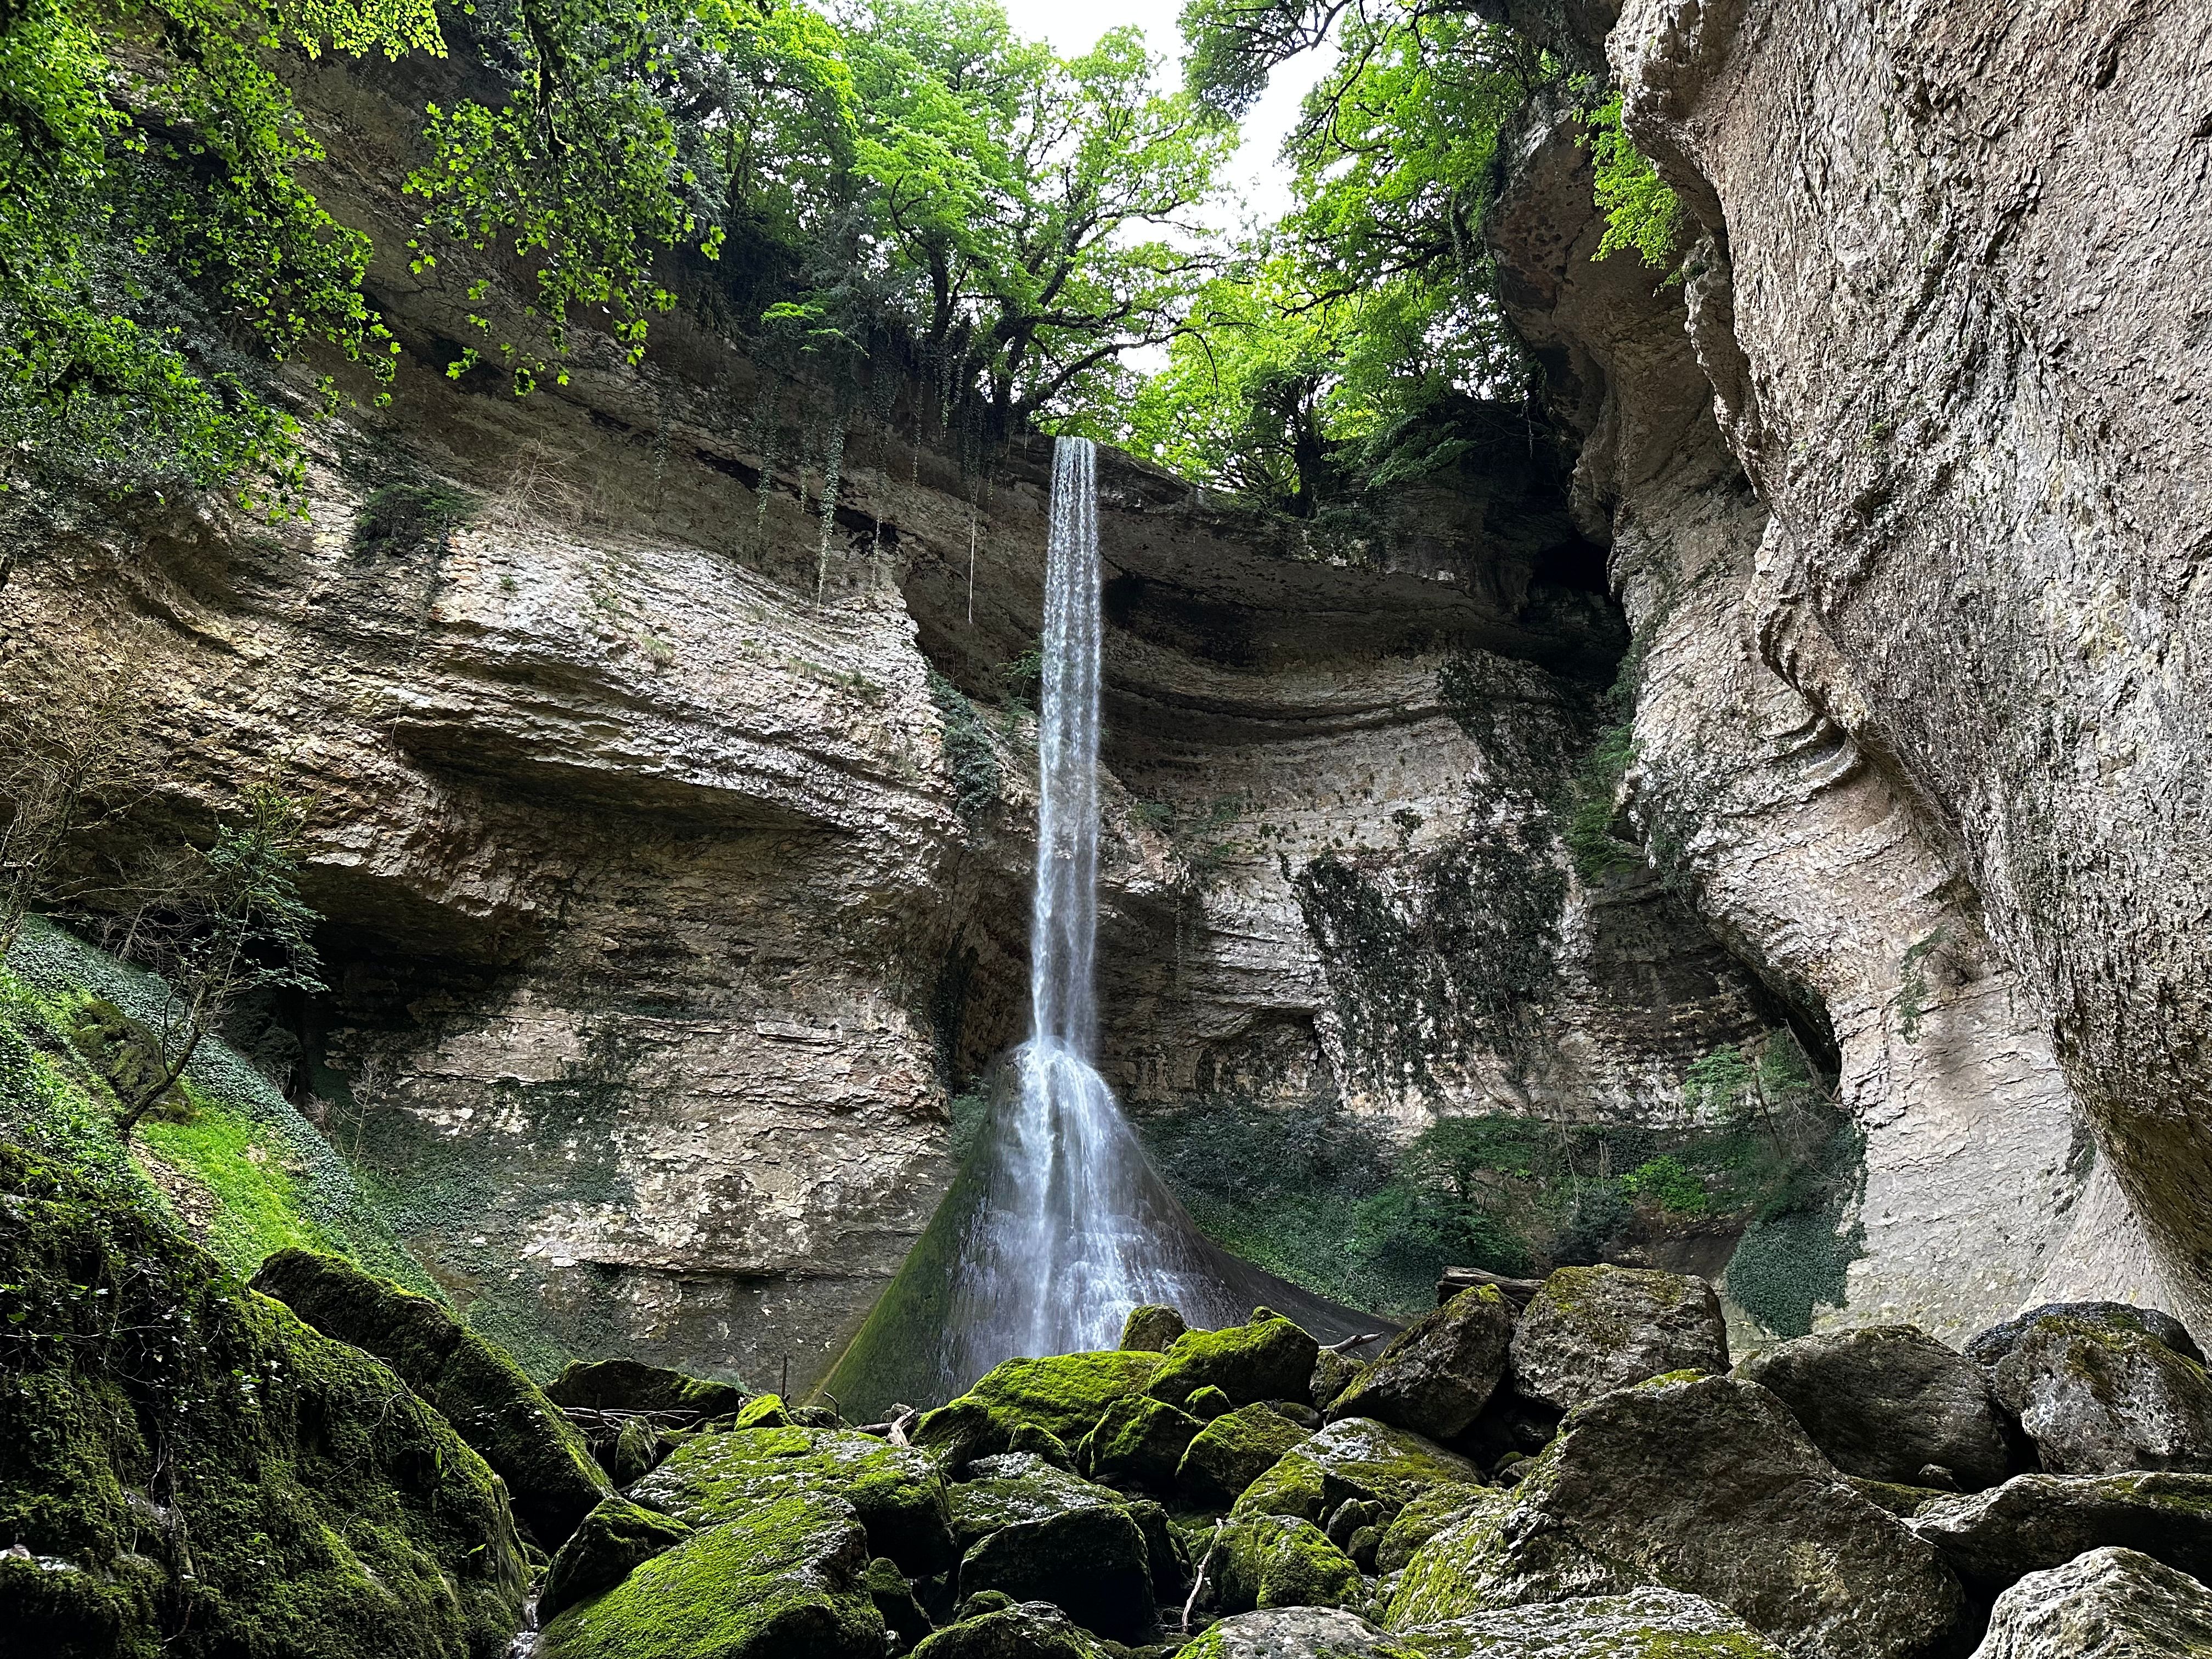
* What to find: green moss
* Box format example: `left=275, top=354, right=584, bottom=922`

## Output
left=1146, top=1313, right=1319, bottom=1410
left=250, top=1248, right=610, bottom=1548
left=0, top=1142, right=526, bottom=1659
left=929, top=670, right=1003, bottom=824
left=546, top=1357, right=749, bottom=1420
left=731, top=1392, right=797, bottom=1430
left=1232, top=1418, right=1484, bottom=1526
left=540, top=1496, right=694, bottom=1621
left=1079, top=1396, right=1204, bottom=1487
left=957, top=1501, right=1155, bottom=1644
left=1212, top=1514, right=1363, bottom=1613
left=915, top=1350, right=1166, bottom=1466
left=1177, top=1403, right=1312, bottom=1509
left=631, top=1425, right=954, bottom=1576
left=539, top=1493, right=883, bottom=1659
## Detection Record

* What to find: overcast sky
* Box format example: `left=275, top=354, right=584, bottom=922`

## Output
left=994, top=0, right=1339, bottom=228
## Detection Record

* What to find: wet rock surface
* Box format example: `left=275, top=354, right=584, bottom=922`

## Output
left=1399, top=1587, right=1786, bottom=1658
left=1325, top=1287, right=1514, bottom=1441
left=1740, top=1324, right=2013, bottom=1489
left=1170, top=1606, right=1407, bottom=1659
left=1967, top=1547, right=2212, bottom=1659
left=1506, top=1266, right=1729, bottom=1412
left=1909, top=1471, right=2212, bottom=1593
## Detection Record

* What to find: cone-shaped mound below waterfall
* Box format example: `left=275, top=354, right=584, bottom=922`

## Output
left=822, top=437, right=1383, bottom=1419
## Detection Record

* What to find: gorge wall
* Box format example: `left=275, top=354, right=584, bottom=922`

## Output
left=3, top=4, right=2203, bottom=1390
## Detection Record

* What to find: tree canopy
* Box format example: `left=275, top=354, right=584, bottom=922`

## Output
left=0, top=0, right=1673, bottom=518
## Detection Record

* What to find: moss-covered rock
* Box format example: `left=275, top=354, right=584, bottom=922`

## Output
left=1971, top=1545, right=2212, bottom=1659
left=1325, top=1288, right=1513, bottom=1441
left=1187, top=1384, right=1232, bottom=1420
left=1080, top=1396, right=1206, bottom=1488
left=1906, top=1470, right=2212, bottom=1592
left=911, top=1598, right=1109, bottom=1658
left=946, top=1453, right=1126, bottom=1550
left=1310, top=1351, right=1365, bottom=1413
left=1177, top=1404, right=1314, bottom=1509
left=1147, top=1314, right=1321, bottom=1412
left=1373, top=1485, right=1496, bottom=1575
left=0, top=1146, right=526, bottom=1659
left=1387, top=1374, right=1963, bottom=1658
left=957, top=1499, right=1154, bottom=1643
left=548, top=1357, right=749, bottom=1421
left=1966, top=1301, right=2204, bottom=1372
left=1231, top=1418, right=1483, bottom=1527
left=731, top=1391, right=797, bottom=1430
left=1397, top=1587, right=1787, bottom=1657
left=540, top=1496, right=693, bottom=1622
left=865, top=1554, right=934, bottom=1648
left=1171, top=1606, right=1412, bottom=1658
left=631, top=1424, right=955, bottom=1575
left=251, top=1248, right=610, bottom=1547
left=1124, top=1305, right=1190, bottom=1353
left=538, top=1492, right=883, bottom=1659
left=1506, top=1266, right=1729, bottom=1413
left=1211, top=1514, right=1363, bottom=1615
left=916, top=1351, right=1166, bottom=1468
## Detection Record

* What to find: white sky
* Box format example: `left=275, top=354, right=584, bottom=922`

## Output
left=995, top=0, right=1339, bottom=228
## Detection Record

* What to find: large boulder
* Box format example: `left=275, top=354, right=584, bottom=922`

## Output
left=537, top=1492, right=883, bottom=1659
left=1324, top=1287, right=1514, bottom=1441
left=1385, top=1374, right=1963, bottom=1659
left=1966, top=1303, right=2204, bottom=1372
left=1171, top=1606, right=1410, bottom=1658
left=251, top=1248, right=609, bottom=1547
left=956, top=1500, right=1154, bottom=1644
left=1374, top=1486, right=1502, bottom=1575
left=911, top=1598, right=1108, bottom=1658
left=915, top=1352, right=1164, bottom=1469
left=1232, top=1418, right=1485, bottom=1529
left=1147, top=1313, right=1323, bottom=1412
left=1079, top=1396, right=1205, bottom=1488
left=945, top=1452, right=1128, bottom=1552
left=1908, top=1470, right=2212, bottom=1592
left=1984, top=1311, right=2212, bottom=1475
left=539, top=1496, right=693, bottom=1622
left=546, top=1357, right=749, bottom=1421
left=1739, top=1324, right=2013, bottom=1489
left=1210, top=1514, right=1364, bottom=1616
left=1506, top=1266, right=1729, bottom=1412
left=1969, top=1546, right=2212, bottom=1658
left=1123, top=1306, right=1190, bottom=1353
left=630, top=1424, right=955, bottom=1576
left=1399, top=1588, right=1787, bottom=1658
left=1178, top=1404, right=1314, bottom=1509
left=1, top=1150, right=527, bottom=1659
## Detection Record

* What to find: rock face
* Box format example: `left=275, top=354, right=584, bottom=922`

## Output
left=1987, top=1312, right=2212, bottom=1475
left=1400, top=1588, right=1786, bottom=1658
left=1326, top=1286, right=1514, bottom=1439
left=1909, top=1471, right=2212, bottom=1593
left=1739, top=1324, right=2012, bottom=1489
left=1970, top=1547, right=2212, bottom=1659
left=1588, top=0, right=2212, bottom=1324
left=1387, top=1374, right=1962, bottom=1658
left=1507, top=1265, right=1728, bottom=1409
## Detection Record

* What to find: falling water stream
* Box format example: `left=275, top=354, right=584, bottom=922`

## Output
left=820, top=436, right=1386, bottom=1414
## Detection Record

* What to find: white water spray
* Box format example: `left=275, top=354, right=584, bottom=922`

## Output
left=940, top=437, right=1224, bottom=1379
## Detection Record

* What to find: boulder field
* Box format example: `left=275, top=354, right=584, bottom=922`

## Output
left=15, top=1224, right=2212, bottom=1658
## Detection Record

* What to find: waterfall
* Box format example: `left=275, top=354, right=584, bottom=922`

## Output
left=939, top=437, right=1222, bottom=1380
left=819, top=437, right=1389, bottom=1414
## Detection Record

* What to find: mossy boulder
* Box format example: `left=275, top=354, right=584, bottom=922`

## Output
left=630, top=1424, right=955, bottom=1575
left=1231, top=1417, right=1484, bottom=1528
left=1985, top=1310, right=2212, bottom=1474
left=1324, top=1288, right=1512, bottom=1442
left=1147, top=1313, right=1321, bottom=1412
left=865, top=1554, right=934, bottom=1648
left=916, top=1351, right=1165, bottom=1468
left=1387, top=1373, right=1963, bottom=1658
left=1738, top=1324, right=2013, bottom=1489
left=1210, top=1514, right=1363, bottom=1615
left=911, top=1599, right=1109, bottom=1658
left=956, top=1500, right=1154, bottom=1643
left=548, top=1357, right=749, bottom=1421
left=1373, top=1485, right=1496, bottom=1575
left=946, top=1452, right=1126, bottom=1551
left=0, top=1146, right=527, bottom=1659
left=731, top=1391, right=797, bottom=1430
left=1506, top=1266, right=1729, bottom=1413
left=1906, top=1469, right=2212, bottom=1592
left=1187, top=1384, right=1232, bottom=1420
left=1310, top=1351, right=1365, bottom=1413
left=1171, top=1606, right=1412, bottom=1658
left=540, top=1496, right=693, bottom=1622
left=537, top=1492, right=883, bottom=1659
left=1124, top=1305, right=1190, bottom=1352
left=1396, top=1587, right=1786, bottom=1657
left=251, top=1248, right=609, bottom=1547
left=1966, top=1301, right=2203, bottom=1372
left=1080, top=1396, right=1205, bottom=1488
left=1177, top=1403, right=1314, bottom=1510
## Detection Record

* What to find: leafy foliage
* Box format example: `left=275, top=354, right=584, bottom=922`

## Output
left=1583, top=91, right=1684, bottom=272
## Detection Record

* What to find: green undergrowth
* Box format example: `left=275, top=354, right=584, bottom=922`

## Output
left=0, top=916, right=432, bottom=1295
left=1138, top=1065, right=1861, bottom=1326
